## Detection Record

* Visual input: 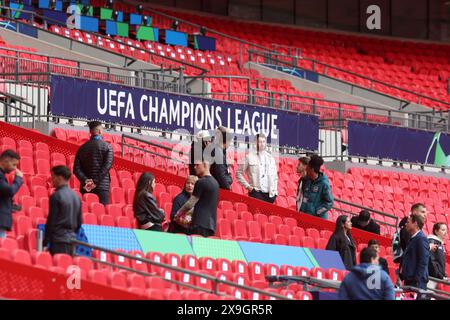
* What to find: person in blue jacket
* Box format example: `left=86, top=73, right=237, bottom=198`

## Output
left=338, top=247, right=395, bottom=300
left=0, top=150, right=23, bottom=239
left=299, top=154, right=334, bottom=220
left=400, top=214, right=430, bottom=291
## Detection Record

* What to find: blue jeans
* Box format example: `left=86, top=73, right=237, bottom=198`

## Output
left=0, top=229, right=6, bottom=239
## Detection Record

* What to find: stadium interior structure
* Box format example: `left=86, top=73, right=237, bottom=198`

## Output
left=0, top=0, right=450, bottom=300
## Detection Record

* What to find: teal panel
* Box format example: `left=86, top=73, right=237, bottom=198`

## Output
left=134, top=229, right=194, bottom=256
left=192, top=237, right=247, bottom=262
left=239, top=241, right=315, bottom=268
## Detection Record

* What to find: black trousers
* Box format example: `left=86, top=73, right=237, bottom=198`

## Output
left=249, top=190, right=277, bottom=204
left=190, top=226, right=215, bottom=238
left=145, top=224, right=163, bottom=232
left=81, top=188, right=110, bottom=205
left=168, top=222, right=190, bottom=235
left=50, top=242, right=75, bottom=256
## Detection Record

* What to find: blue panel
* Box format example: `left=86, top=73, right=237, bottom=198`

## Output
left=82, top=225, right=142, bottom=252
left=165, top=29, right=187, bottom=47
left=116, top=11, right=123, bottom=22
left=238, top=241, right=315, bottom=268
left=77, top=15, right=98, bottom=32
left=38, top=0, right=50, bottom=9
left=129, top=13, right=142, bottom=25
left=309, top=248, right=346, bottom=270
left=196, top=35, right=216, bottom=51
left=105, top=20, right=117, bottom=36
left=18, top=23, right=38, bottom=38
left=55, top=1, right=63, bottom=11
left=41, top=9, right=67, bottom=25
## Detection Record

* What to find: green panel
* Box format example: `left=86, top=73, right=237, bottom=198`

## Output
left=117, top=22, right=129, bottom=37
left=100, top=7, right=113, bottom=20
left=133, top=229, right=195, bottom=256
left=194, top=35, right=199, bottom=50
left=136, top=26, right=154, bottom=41
left=303, top=248, right=320, bottom=267
left=192, top=237, right=247, bottom=262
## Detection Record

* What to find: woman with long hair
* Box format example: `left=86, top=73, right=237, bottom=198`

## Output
left=133, top=172, right=165, bottom=232
left=326, top=215, right=357, bottom=270
left=428, top=222, right=447, bottom=288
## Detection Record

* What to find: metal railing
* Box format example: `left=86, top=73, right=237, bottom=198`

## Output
left=71, top=240, right=291, bottom=300
left=0, top=52, right=185, bottom=93
left=0, top=90, right=36, bottom=128
left=331, top=198, right=399, bottom=236
left=266, top=275, right=450, bottom=300
left=120, top=133, right=189, bottom=176
left=0, top=6, right=208, bottom=75
left=248, top=49, right=450, bottom=111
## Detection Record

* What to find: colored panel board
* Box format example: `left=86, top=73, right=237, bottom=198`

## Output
left=77, top=15, right=98, bottom=33
left=39, top=0, right=50, bottom=9
left=82, top=225, right=142, bottom=252
left=192, top=237, right=247, bottom=262
left=136, top=26, right=157, bottom=41
left=133, top=230, right=194, bottom=256
left=105, top=20, right=117, bottom=35
left=129, top=13, right=142, bottom=25
left=18, top=23, right=38, bottom=38
left=309, top=248, right=346, bottom=270
left=117, top=22, right=129, bottom=37
left=238, top=241, right=315, bottom=268
left=165, top=29, right=187, bottom=47
left=100, top=8, right=113, bottom=20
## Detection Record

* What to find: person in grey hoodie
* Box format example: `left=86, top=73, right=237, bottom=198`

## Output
left=338, top=247, right=395, bottom=300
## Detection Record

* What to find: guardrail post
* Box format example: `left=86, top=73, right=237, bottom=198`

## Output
left=121, top=134, right=125, bottom=158
left=179, top=66, right=185, bottom=93
left=107, top=67, right=111, bottom=82
left=228, top=77, right=231, bottom=101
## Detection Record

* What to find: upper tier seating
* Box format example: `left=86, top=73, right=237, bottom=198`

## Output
left=147, top=6, right=450, bottom=109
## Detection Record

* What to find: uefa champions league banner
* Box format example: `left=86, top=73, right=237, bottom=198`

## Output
left=50, top=75, right=319, bottom=151
left=348, top=120, right=450, bottom=166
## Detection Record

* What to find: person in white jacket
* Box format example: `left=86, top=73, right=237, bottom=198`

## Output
left=236, top=133, right=278, bottom=203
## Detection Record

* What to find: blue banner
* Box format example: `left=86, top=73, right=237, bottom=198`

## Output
left=348, top=121, right=450, bottom=166
left=50, top=75, right=319, bottom=150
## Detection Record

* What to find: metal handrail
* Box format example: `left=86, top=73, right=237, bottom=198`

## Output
left=71, top=239, right=291, bottom=300
left=0, top=45, right=182, bottom=82
left=248, top=49, right=450, bottom=108
left=321, top=154, right=450, bottom=173
left=0, top=6, right=208, bottom=75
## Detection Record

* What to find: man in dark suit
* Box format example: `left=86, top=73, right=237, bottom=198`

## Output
left=73, top=121, right=114, bottom=205
left=351, top=210, right=381, bottom=235
left=0, top=150, right=23, bottom=239
left=209, top=126, right=233, bottom=190
left=44, top=166, right=82, bottom=256
left=400, top=214, right=430, bottom=293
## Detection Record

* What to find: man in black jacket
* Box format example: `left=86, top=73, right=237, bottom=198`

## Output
left=73, top=121, right=114, bottom=205
left=209, top=126, right=233, bottom=190
left=44, top=166, right=82, bottom=256
left=351, top=210, right=381, bottom=235
left=0, top=150, right=23, bottom=238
